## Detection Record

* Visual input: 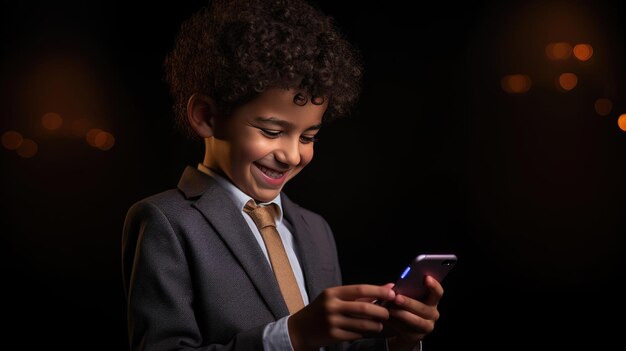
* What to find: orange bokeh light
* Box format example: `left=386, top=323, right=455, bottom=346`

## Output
left=546, top=42, right=572, bottom=60
left=86, top=128, right=115, bottom=150
left=558, top=73, right=578, bottom=91
left=41, top=112, right=63, bottom=131
left=594, top=98, right=612, bottom=116
left=94, top=131, right=115, bottom=151
left=2, top=130, right=23, bottom=150
left=86, top=128, right=103, bottom=147
left=16, top=139, right=38, bottom=158
left=618, top=114, right=626, bottom=132
left=501, top=74, right=532, bottom=94
left=573, top=43, right=593, bottom=61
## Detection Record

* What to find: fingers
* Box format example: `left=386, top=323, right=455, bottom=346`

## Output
left=325, top=285, right=398, bottom=335
left=392, top=294, right=440, bottom=320
left=288, top=285, right=395, bottom=347
left=380, top=277, right=445, bottom=343
left=358, top=282, right=395, bottom=303
left=383, top=277, right=442, bottom=339
left=338, top=298, right=391, bottom=321
left=331, top=284, right=396, bottom=302
left=393, top=275, right=442, bottom=316
left=383, top=298, right=437, bottom=343
left=329, top=314, right=385, bottom=335
left=388, top=305, right=437, bottom=334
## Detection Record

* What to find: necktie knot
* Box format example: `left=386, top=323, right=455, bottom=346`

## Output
left=244, top=199, right=277, bottom=230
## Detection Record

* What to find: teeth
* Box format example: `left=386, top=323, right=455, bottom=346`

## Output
left=257, top=164, right=284, bottom=179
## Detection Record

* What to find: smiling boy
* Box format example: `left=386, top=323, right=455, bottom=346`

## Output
left=121, top=1, right=444, bottom=350
left=190, top=88, right=323, bottom=203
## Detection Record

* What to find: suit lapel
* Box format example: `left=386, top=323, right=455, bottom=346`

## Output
left=177, top=166, right=290, bottom=319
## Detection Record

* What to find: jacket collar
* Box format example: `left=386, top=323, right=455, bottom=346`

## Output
left=178, top=166, right=289, bottom=318
left=177, top=165, right=328, bottom=316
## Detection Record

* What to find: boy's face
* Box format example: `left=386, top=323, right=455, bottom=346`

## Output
left=207, top=88, right=326, bottom=202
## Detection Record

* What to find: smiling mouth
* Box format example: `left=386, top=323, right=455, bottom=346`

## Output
left=255, top=163, right=286, bottom=179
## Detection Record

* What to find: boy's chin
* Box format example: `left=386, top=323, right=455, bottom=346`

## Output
left=249, top=188, right=283, bottom=203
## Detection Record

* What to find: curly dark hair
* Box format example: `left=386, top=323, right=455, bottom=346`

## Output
left=164, top=0, right=364, bottom=139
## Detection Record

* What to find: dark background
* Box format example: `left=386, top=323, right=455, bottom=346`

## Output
left=1, top=0, right=625, bottom=349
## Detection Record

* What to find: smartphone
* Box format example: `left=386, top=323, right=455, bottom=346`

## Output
left=378, top=253, right=457, bottom=305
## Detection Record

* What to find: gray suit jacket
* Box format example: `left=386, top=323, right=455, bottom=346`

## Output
left=122, top=166, right=386, bottom=351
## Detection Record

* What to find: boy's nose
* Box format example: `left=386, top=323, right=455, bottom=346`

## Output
left=275, top=138, right=301, bottom=166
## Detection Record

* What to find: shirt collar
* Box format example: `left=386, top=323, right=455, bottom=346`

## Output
left=197, top=163, right=284, bottom=223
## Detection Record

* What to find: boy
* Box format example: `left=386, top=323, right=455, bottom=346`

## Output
left=122, top=1, right=444, bottom=350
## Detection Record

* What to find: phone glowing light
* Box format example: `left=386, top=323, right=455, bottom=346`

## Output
left=400, top=267, right=411, bottom=279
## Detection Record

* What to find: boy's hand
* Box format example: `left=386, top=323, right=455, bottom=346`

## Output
left=288, top=284, right=396, bottom=351
left=384, top=275, right=444, bottom=351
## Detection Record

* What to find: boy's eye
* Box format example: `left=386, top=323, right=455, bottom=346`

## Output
left=260, top=129, right=281, bottom=138
left=259, top=127, right=317, bottom=144
left=300, top=135, right=318, bottom=144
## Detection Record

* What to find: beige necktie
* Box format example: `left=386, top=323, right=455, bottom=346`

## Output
left=244, top=199, right=305, bottom=314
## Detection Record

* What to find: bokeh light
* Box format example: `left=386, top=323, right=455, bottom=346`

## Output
left=618, top=114, right=626, bottom=132
left=558, top=73, right=578, bottom=91
left=594, top=98, right=612, bottom=116
left=94, top=131, right=115, bottom=151
left=16, top=139, right=38, bottom=158
left=86, top=128, right=103, bottom=147
left=573, top=43, right=593, bottom=61
left=86, top=128, right=115, bottom=150
left=2, top=130, right=23, bottom=150
left=501, top=74, right=532, bottom=94
left=546, top=42, right=572, bottom=60
left=41, top=112, right=63, bottom=131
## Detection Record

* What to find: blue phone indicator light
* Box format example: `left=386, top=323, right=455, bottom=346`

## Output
left=400, top=266, right=411, bottom=279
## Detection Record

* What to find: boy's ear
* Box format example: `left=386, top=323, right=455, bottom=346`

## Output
left=187, top=93, right=217, bottom=138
